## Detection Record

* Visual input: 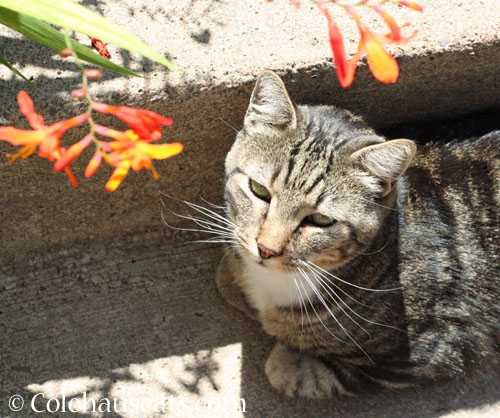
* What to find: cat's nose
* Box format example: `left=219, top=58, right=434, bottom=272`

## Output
left=257, top=242, right=280, bottom=259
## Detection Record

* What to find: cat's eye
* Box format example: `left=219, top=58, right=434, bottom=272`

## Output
left=249, top=179, right=271, bottom=202
left=305, top=213, right=336, bottom=227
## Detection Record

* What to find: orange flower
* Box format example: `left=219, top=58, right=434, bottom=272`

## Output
left=91, top=102, right=173, bottom=140
left=85, top=151, right=102, bottom=178
left=53, top=134, right=93, bottom=172
left=93, top=124, right=183, bottom=192
left=318, top=3, right=418, bottom=87
left=0, top=91, right=88, bottom=161
left=348, top=6, right=418, bottom=84
left=399, top=1, right=424, bottom=12
left=0, top=91, right=88, bottom=186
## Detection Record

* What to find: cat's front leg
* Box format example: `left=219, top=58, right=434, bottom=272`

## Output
left=216, top=248, right=259, bottom=320
left=265, top=343, right=354, bottom=399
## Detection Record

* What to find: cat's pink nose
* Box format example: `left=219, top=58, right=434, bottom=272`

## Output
left=257, top=243, right=279, bottom=259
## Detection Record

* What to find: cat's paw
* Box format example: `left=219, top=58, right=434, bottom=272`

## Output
left=265, top=343, right=352, bottom=399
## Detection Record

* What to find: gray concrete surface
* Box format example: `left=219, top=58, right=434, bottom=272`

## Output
left=1, top=0, right=500, bottom=416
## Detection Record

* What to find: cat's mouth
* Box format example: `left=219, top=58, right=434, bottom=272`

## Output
left=262, top=257, right=296, bottom=272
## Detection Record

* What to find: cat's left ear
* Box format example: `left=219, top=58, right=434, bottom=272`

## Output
left=244, top=70, right=297, bottom=129
left=350, top=139, right=416, bottom=196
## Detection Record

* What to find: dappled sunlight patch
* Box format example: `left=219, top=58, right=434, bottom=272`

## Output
left=24, top=343, right=245, bottom=417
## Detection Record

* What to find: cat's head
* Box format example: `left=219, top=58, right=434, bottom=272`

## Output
left=224, top=71, right=415, bottom=272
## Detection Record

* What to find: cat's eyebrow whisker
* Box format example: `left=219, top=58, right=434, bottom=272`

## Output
left=305, top=262, right=407, bottom=334
left=354, top=240, right=389, bottom=256
left=302, top=263, right=371, bottom=339
left=299, top=268, right=374, bottom=364
left=306, top=261, right=402, bottom=292
left=358, top=196, right=399, bottom=211
left=297, top=268, right=346, bottom=344
left=218, top=116, right=239, bottom=132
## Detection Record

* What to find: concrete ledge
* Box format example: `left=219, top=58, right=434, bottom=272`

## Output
left=1, top=1, right=500, bottom=260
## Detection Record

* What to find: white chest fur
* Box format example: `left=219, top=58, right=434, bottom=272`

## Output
left=241, top=255, right=318, bottom=312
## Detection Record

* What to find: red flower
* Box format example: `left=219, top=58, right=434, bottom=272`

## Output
left=91, top=102, right=173, bottom=140
left=317, top=2, right=362, bottom=87
left=0, top=91, right=88, bottom=186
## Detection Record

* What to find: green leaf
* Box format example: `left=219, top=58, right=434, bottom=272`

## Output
left=0, top=0, right=177, bottom=70
left=0, top=53, right=39, bottom=88
left=0, top=8, right=139, bottom=77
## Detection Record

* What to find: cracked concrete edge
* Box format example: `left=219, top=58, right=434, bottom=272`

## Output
left=1, top=40, right=500, bottom=264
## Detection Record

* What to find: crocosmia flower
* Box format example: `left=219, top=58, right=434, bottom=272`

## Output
left=317, top=2, right=418, bottom=87
left=92, top=102, right=173, bottom=141
left=0, top=91, right=88, bottom=186
left=93, top=124, right=183, bottom=192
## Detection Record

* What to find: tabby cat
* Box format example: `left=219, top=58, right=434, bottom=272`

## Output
left=212, top=71, right=500, bottom=398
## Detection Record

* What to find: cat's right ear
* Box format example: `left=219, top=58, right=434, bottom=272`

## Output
left=244, top=70, right=297, bottom=129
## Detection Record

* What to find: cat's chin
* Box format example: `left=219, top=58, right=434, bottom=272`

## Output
left=262, top=257, right=296, bottom=273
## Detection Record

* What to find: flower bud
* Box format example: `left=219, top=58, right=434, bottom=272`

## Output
left=59, top=48, right=73, bottom=58
left=71, top=89, right=86, bottom=100
left=85, top=69, right=103, bottom=80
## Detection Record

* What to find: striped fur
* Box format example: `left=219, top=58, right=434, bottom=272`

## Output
left=216, top=71, right=500, bottom=398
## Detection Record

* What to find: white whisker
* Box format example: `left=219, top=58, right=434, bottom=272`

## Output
left=159, top=192, right=236, bottom=228
left=305, top=262, right=407, bottom=334
left=200, top=196, right=227, bottom=210
left=307, top=261, right=402, bottom=292
left=299, top=267, right=373, bottom=364
left=302, top=263, right=371, bottom=338
left=184, top=239, right=238, bottom=245
left=301, top=261, right=371, bottom=309
left=296, top=268, right=346, bottom=344
left=172, top=211, right=234, bottom=233
left=292, top=276, right=306, bottom=351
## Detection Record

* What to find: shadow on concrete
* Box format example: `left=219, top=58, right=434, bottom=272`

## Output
left=1, top=108, right=499, bottom=417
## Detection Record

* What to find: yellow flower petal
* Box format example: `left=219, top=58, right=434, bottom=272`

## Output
left=105, top=159, right=131, bottom=192
left=365, top=40, right=399, bottom=84
left=136, top=142, right=184, bottom=160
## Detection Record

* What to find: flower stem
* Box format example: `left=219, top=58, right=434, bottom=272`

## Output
left=62, top=29, right=98, bottom=147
